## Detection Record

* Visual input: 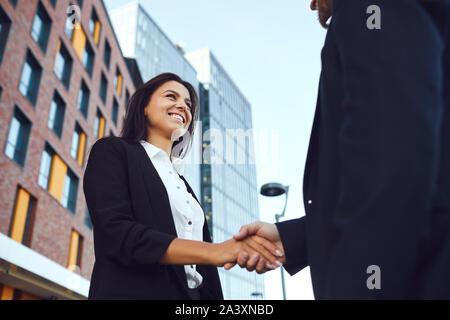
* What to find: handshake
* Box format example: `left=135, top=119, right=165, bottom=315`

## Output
left=213, top=221, right=285, bottom=274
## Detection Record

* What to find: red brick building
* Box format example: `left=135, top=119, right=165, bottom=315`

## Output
left=0, top=0, right=138, bottom=299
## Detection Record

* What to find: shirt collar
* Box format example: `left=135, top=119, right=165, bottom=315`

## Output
left=140, top=140, right=166, bottom=159
left=140, top=140, right=185, bottom=176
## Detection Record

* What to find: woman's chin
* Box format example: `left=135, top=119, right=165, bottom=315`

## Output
left=170, top=126, right=188, bottom=141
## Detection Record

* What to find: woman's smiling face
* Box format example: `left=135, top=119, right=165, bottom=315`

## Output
left=144, top=80, right=193, bottom=140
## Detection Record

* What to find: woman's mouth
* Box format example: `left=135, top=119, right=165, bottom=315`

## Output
left=168, top=113, right=185, bottom=125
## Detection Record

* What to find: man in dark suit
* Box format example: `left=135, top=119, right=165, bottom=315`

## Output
left=231, top=0, right=450, bottom=299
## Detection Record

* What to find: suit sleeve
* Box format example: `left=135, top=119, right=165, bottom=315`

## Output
left=275, top=217, right=308, bottom=275
left=325, top=0, right=444, bottom=298
left=83, top=137, right=176, bottom=267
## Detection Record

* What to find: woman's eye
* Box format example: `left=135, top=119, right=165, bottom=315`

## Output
left=167, top=94, right=176, bottom=100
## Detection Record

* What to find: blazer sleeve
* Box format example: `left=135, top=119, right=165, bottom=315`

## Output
left=324, top=0, right=444, bottom=297
left=83, top=137, right=176, bottom=267
left=275, top=217, right=308, bottom=276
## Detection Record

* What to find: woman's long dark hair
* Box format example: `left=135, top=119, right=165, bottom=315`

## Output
left=120, top=73, right=199, bottom=159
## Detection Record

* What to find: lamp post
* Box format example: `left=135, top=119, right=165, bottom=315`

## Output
left=260, top=183, right=289, bottom=301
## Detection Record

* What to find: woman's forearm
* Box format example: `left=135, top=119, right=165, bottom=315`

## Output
left=158, top=238, right=219, bottom=265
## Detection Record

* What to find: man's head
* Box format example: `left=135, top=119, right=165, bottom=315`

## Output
left=310, top=0, right=333, bottom=29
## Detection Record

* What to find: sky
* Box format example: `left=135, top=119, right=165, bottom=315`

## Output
left=104, top=0, right=328, bottom=300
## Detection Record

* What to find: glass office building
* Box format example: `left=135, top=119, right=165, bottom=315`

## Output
left=186, top=49, right=264, bottom=300
left=108, top=2, right=201, bottom=196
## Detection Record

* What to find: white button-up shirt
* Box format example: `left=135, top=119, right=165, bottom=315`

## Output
left=140, top=140, right=204, bottom=289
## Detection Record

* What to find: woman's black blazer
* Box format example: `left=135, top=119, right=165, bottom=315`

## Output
left=83, top=136, right=223, bottom=300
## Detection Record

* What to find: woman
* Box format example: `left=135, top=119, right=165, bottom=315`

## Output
left=83, top=73, right=283, bottom=300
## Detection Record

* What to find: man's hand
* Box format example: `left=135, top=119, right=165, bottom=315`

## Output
left=223, top=221, right=285, bottom=273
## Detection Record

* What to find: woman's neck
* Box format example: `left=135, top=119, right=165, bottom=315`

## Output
left=146, top=133, right=172, bottom=157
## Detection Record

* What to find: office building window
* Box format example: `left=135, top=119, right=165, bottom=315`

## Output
left=19, top=50, right=42, bottom=106
left=67, top=230, right=83, bottom=271
left=38, top=143, right=79, bottom=213
left=114, top=68, right=122, bottom=96
left=100, top=72, right=107, bottom=103
left=103, top=39, right=111, bottom=69
left=77, top=80, right=90, bottom=118
left=82, top=39, right=94, bottom=76
left=93, top=109, right=105, bottom=139
left=9, top=186, right=36, bottom=247
left=112, top=98, right=118, bottom=125
left=48, top=91, right=65, bottom=138
left=30, top=1, right=52, bottom=53
left=71, top=23, right=87, bottom=61
left=62, top=171, right=78, bottom=213
left=85, top=208, right=92, bottom=230
left=64, top=4, right=76, bottom=39
left=70, top=123, right=86, bottom=166
left=54, top=40, right=72, bottom=88
left=89, top=8, right=101, bottom=45
left=5, top=106, right=31, bottom=167
left=0, top=7, right=12, bottom=64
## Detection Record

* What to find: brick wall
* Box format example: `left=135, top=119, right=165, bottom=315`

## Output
left=0, top=0, right=135, bottom=281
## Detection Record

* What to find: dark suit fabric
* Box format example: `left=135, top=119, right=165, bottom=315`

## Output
left=276, top=0, right=450, bottom=299
left=83, top=136, right=223, bottom=300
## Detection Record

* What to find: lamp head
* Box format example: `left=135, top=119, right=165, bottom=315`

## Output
left=260, top=183, right=288, bottom=197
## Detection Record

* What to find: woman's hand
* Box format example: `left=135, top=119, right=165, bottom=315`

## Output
left=212, top=235, right=285, bottom=273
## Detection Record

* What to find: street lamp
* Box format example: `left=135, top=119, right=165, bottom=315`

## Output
left=260, top=182, right=289, bottom=300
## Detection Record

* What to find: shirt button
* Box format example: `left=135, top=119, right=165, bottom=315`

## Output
left=177, top=186, right=181, bottom=189
left=186, top=200, right=190, bottom=204
left=308, top=200, right=312, bottom=205
left=190, top=265, right=194, bottom=269
left=169, top=171, right=173, bottom=174
left=188, top=221, right=192, bottom=225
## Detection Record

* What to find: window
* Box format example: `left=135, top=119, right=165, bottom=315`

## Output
left=31, top=1, right=52, bottom=53
left=38, top=143, right=79, bottom=213
left=93, top=109, right=105, bottom=139
left=114, top=68, right=123, bottom=95
left=62, top=171, right=78, bottom=213
left=5, top=106, right=31, bottom=167
left=77, top=0, right=83, bottom=8
left=103, top=39, right=111, bottom=69
left=89, top=8, right=101, bottom=45
left=54, top=40, right=72, bottom=88
left=70, top=123, right=86, bottom=166
left=82, top=39, right=94, bottom=76
left=85, top=208, right=92, bottom=230
left=100, top=72, right=107, bottom=103
left=64, top=5, right=76, bottom=39
left=48, top=91, right=65, bottom=138
left=67, top=230, right=83, bottom=271
left=77, top=80, right=90, bottom=118
left=0, top=6, right=12, bottom=64
left=71, top=23, right=87, bottom=61
left=9, top=186, right=36, bottom=247
left=112, top=98, right=118, bottom=125
left=19, top=50, right=42, bottom=106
